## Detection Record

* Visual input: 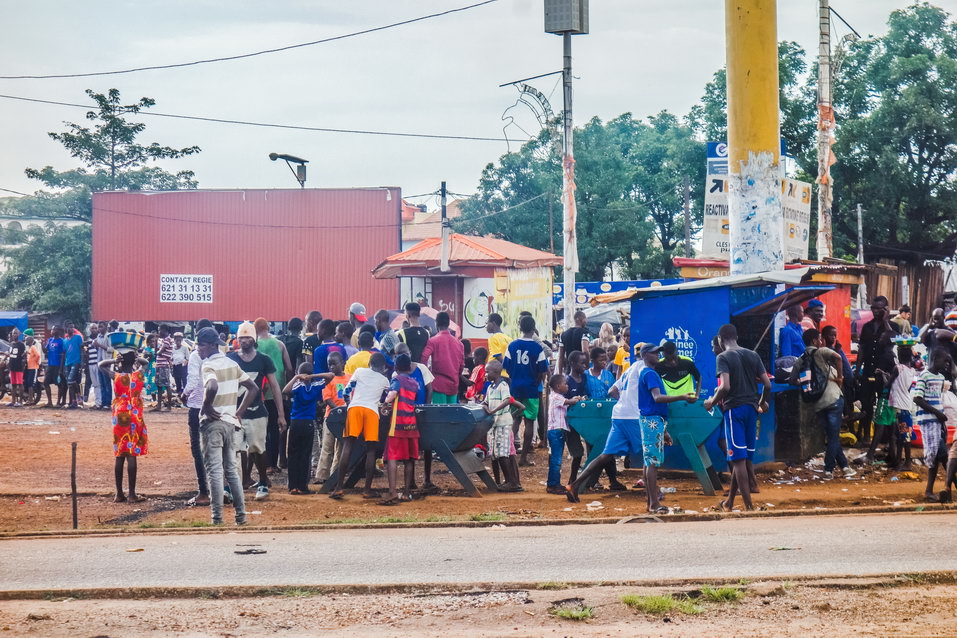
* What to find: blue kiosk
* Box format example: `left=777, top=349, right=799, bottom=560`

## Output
left=578, top=269, right=832, bottom=489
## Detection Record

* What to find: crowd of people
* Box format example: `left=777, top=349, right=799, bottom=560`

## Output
left=12, top=293, right=957, bottom=524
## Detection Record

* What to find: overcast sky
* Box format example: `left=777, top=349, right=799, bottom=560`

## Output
left=0, top=0, right=928, bottom=207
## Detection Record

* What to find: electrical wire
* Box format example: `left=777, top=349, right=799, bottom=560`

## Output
left=452, top=192, right=547, bottom=224
left=0, top=187, right=30, bottom=197
left=0, top=93, right=514, bottom=142
left=0, top=0, right=499, bottom=80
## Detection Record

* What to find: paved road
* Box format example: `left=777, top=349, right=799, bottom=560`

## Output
left=3, top=512, right=955, bottom=591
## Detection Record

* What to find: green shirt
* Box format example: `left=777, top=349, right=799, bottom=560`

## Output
left=256, top=336, right=285, bottom=400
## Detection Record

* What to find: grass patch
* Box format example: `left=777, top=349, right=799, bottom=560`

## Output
left=699, top=586, right=745, bottom=603
left=550, top=607, right=593, bottom=620
left=469, top=512, right=507, bottom=522
left=621, top=594, right=703, bottom=615
left=537, top=581, right=570, bottom=590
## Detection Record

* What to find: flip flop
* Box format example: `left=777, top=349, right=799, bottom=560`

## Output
left=716, top=500, right=732, bottom=512
left=328, top=491, right=344, bottom=500
left=378, top=497, right=400, bottom=506
left=128, top=495, right=146, bottom=503
left=564, top=485, right=580, bottom=503
left=362, top=492, right=381, bottom=499
left=651, top=506, right=669, bottom=515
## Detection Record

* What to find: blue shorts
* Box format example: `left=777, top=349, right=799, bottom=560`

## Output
left=603, top=418, right=643, bottom=457
left=639, top=415, right=667, bottom=467
left=64, top=363, right=82, bottom=385
left=723, top=404, right=757, bottom=462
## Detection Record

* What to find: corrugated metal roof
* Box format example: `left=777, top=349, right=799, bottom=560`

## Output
left=92, top=189, right=401, bottom=322
left=373, top=233, right=561, bottom=278
left=591, top=268, right=811, bottom=304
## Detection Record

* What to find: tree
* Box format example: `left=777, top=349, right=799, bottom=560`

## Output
left=456, top=112, right=704, bottom=280
left=830, top=2, right=957, bottom=261
left=18, top=88, right=200, bottom=221
left=687, top=41, right=817, bottom=175
left=0, top=224, right=92, bottom=322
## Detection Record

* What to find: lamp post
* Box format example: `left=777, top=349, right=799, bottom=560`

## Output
left=544, top=0, right=588, bottom=327
left=268, top=152, right=309, bottom=188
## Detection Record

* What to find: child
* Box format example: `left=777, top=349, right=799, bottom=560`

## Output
left=913, top=349, right=951, bottom=502
left=99, top=349, right=151, bottom=503
left=503, top=314, right=549, bottom=466
left=283, top=363, right=325, bottom=495
left=379, top=354, right=421, bottom=505
left=546, top=374, right=583, bottom=495
left=329, top=352, right=390, bottom=500
left=483, top=359, right=524, bottom=492
left=564, top=351, right=589, bottom=483
left=395, top=342, right=433, bottom=492
left=465, top=347, right=488, bottom=402
left=883, top=346, right=917, bottom=470
left=315, top=352, right=350, bottom=484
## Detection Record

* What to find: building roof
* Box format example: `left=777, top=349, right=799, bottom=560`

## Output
left=400, top=200, right=463, bottom=242
left=373, top=233, right=561, bottom=278
left=592, top=268, right=812, bottom=304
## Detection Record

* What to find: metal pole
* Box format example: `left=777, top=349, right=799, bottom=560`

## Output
left=561, top=31, right=578, bottom=326
left=683, top=175, right=692, bottom=257
left=857, top=202, right=867, bottom=307
left=440, top=181, right=450, bottom=273
left=725, top=0, right=783, bottom=275
left=548, top=196, right=554, bottom=254
left=816, top=0, right=834, bottom=259
left=70, top=442, right=78, bottom=530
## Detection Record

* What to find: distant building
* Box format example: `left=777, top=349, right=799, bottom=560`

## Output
left=400, top=199, right=464, bottom=251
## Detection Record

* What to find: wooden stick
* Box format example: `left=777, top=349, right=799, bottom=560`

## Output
left=71, top=442, right=78, bottom=530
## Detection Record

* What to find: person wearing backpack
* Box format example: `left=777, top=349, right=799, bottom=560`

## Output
left=790, top=329, right=856, bottom=479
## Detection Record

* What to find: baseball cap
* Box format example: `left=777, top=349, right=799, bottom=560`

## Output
left=349, top=302, right=368, bottom=323
left=196, top=326, right=226, bottom=346
left=173, top=331, right=184, bottom=338
left=236, top=321, right=257, bottom=340
left=640, top=343, right=661, bottom=356
left=660, top=340, right=677, bottom=355
left=806, top=299, right=825, bottom=309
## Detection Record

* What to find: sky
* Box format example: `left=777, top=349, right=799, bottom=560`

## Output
left=0, top=0, right=936, bottom=208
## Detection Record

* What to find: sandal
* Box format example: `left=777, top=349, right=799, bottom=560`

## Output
left=362, top=492, right=381, bottom=499
left=328, top=491, right=344, bottom=500
left=651, top=506, right=669, bottom=515
left=716, top=500, right=732, bottom=512
left=378, top=497, right=400, bottom=506
left=128, top=495, right=146, bottom=503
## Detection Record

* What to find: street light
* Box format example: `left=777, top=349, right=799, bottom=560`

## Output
left=268, top=152, right=308, bottom=188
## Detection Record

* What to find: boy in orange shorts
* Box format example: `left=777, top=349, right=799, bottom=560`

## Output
left=329, top=353, right=390, bottom=500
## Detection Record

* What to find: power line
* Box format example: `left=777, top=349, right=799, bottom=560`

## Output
left=0, top=1, right=499, bottom=80
left=0, top=187, right=30, bottom=197
left=453, top=192, right=547, bottom=224
left=0, top=93, right=513, bottom=143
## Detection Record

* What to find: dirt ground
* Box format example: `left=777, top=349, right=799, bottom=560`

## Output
left=0, top=578, right=954, bottom=637
left=0, top=405, right=947, bottom=533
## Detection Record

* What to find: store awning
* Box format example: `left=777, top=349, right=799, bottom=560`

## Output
left=731, top=285, right=834, bottom=317
left=0, top=311, right=28, bottom=332
left=591, top=268, right=811, bottom=305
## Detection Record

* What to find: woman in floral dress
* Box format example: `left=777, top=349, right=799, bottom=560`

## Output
left=100, top=349, right=150, bottom=503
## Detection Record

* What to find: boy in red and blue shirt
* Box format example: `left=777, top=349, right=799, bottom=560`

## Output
left=381, top=353, right=420, bottom=505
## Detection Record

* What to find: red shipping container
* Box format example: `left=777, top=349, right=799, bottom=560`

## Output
left=92, top=189, right=401, bottom=322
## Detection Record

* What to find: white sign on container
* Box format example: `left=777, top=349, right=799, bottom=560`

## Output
left=781, top=178, right=812, bottom=262
left=160, top=274, right=213, bottom=303
left=701, top=174, right=730, bottom=258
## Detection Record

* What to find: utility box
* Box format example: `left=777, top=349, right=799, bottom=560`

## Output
left=544, top=0, right=589, bottom=34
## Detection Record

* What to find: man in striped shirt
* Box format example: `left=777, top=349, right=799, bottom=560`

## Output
left=197, top=327, right=260, bottom=526
left=154, top=325, right=175, bottom=411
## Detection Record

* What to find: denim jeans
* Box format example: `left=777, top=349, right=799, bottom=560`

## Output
left=99, top=369, right=113, bottom=405
left=200, top=419, right=246, bottom=524
left=547, top=429, right=567, bottom=487
left=818, top=397, right=848, bottom=472
left=188, top=408, right=208, bottom=495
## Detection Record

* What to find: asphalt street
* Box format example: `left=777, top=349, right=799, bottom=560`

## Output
left=3, top=512, right=954, bottom=591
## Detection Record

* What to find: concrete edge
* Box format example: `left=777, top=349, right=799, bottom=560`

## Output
left=2, top=571, right=954, bottom=601
left=1, top=503, right=954, bottom=540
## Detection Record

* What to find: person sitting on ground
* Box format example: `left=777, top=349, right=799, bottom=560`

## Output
left=99, top=347, right=151, bottom=503
left=330, top=352, right=391, bottom=500
left=546, top=374, right=584, bottom=495
left=379, top=353, right=421, bottom=506
left=282, top=362, right=326, bottom=495
left=483, top=359, right=524, bottom=492
left=913, top=349, right=952, bottom=502
left=504, top=315, right=549, bottom=467
left=790, top=329, right=855, bottom=480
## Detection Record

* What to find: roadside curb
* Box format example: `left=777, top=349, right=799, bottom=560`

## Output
left=1, top=503, right=954, bottom=540
left=2, top=571, right=954, bottom=601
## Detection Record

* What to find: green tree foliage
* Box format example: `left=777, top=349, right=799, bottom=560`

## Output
left=686, top=41, right=817, bottom=174
left=0, top=224, right=92, bottom=322
left=831, top=2, right=957, bottom=260
left=456, top=112, right=704, bottom=280
left=17, top=88, right=200, bottom=221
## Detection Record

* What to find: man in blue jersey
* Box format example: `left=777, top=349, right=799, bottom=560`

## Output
left=504, top=314, right=549, bottom=467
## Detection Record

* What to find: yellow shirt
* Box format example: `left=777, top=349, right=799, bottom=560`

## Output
left=613, top=346, right=631, bottom=377
left=345, top=350, right=372, bottom=375
left=487, top=332, right=511, bottom=377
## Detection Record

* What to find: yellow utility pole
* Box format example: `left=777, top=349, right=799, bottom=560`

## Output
left=725, top=0, right=784, bottom=274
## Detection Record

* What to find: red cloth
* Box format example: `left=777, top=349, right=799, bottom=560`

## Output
left=420, top=329, right=464, bottom=395
left=466, top=364, right=486, bottom=400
